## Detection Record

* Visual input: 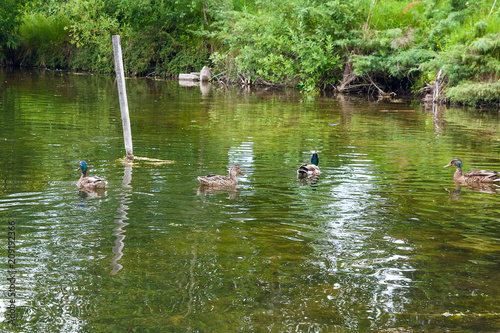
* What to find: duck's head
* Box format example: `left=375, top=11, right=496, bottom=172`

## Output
left=311, top=153, right=319, bottom=166
left=230, top=165, right=244, bottom=176
left=444, top=158, right=463, bottom=169
left=79, top=161, right=88, bottom=175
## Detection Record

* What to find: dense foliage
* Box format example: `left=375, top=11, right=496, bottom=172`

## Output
left=0, top=0, right=26, bottom=57
left=1, top=0, right=499, bottom=104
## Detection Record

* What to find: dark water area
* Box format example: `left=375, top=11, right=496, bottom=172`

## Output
left=1, top=69, right=500, bottom=332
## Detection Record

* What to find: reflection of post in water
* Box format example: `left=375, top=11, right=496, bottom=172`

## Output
left=111, top=162, right=132, bottom=275
left=431, top=103, right=446, bottom=134
left=183, top=247, right=197, bottom=318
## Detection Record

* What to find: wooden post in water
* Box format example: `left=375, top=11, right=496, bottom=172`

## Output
left=112, top=35, right=134, bottom=161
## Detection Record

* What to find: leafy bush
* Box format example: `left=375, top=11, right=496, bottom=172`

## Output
left=16, top=14, right=71, bottom=68
left=210, top=0, right=355, bottom=90
left=0, top=0, right=26, bottom=59
left=62, top=0, right=120, bottom=73
left=446, top=81, right=500, bottom=105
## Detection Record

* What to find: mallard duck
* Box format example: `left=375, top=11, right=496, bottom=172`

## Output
left=77, top=161, right=107, bottom=188
left=297, top=153, right=321, bottom=178
left=444, top=158, right=500, bottom=183
left=197, top=165, right=244, bottom=187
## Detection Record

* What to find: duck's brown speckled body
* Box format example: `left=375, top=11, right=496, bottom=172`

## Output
left=197, top=165, right=244, bottom=187
left=444, top=158, right=500, bottom=183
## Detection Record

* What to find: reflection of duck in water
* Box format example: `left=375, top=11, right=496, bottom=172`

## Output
left=297, top=177, right=319, bottom=186
left=78, top=187, right=107, bottom=198
left=197, top=186, right=240, bottom=199
left=77, top=161, right=107, bottom=189
left=444, top=158, right=500, bottom=183
left=197, top=165, right=244, bottom=187
left=297, top=153, right=321, bottom=179
left=445, top=182, right=499, bottom=200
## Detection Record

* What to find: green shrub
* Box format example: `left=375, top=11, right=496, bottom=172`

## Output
left=447, top=81, right=500, bottom=106
left=17, top=14, right=71, bottom=67
left=62, top=0, right=120, bottom=73
left=0, top=0, right=26, bottom=59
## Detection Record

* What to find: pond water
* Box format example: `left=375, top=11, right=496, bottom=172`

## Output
left=1, top=69, right=500, bottom=332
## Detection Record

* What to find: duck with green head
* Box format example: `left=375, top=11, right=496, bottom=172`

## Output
left=444, top=158, right=500, bottom=183
left=77, top=161, right=107, bottom=188
left=297, top=153, right=321, bottom=178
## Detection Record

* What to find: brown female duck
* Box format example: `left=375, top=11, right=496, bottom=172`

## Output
left=444, top=158, right=500, bottom=183
left=197, top=165, right=244, bottom=187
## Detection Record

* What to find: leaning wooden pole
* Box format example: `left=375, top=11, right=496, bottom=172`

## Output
left=112, top=35, right=134, bottom=161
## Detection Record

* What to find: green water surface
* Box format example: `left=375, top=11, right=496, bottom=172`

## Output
left=1, top=69, right=500, bottom=332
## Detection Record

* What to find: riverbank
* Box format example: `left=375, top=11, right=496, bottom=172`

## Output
left=1, top=0, right=499, bottom=107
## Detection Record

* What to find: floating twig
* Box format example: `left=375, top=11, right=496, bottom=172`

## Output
left=116, top=156, right=174, bottom=165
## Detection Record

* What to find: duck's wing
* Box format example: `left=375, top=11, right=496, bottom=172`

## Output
left=297, top=164, right=309, bottom=177
left=464, top=170, right=500, bottom=182
left=83, top=176, right=107, bottom=188
left=198, top=174, right=230, bottom=185
left=298, top=166, right=319, bottom=179
left=297, top=164, right=321, bottom=177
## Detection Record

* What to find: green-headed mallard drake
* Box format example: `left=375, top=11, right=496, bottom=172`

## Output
left=77, top=161, right=107, bottom=188
left=197, top=165, right=244, bottom=187
left=297, top=153, right=321, bottom=178
left=444, top=158, right=500, bottom=183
